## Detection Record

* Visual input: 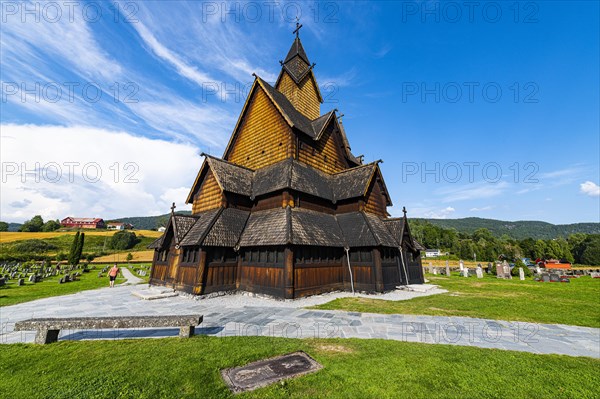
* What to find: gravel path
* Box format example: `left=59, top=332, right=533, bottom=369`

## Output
left=1, top=284, right=598, bottom=358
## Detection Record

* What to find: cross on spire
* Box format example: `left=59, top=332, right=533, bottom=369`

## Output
left=402, top=206, right=407, bottom=217
left=171, top=202, right=176, bottom=214
left=293, top=17, right=302, bottom=38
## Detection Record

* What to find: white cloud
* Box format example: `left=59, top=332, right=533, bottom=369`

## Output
left=580, top=181, right=600, bottom=197
left=409, top=206, right=456, bottom=219
left=1, top=124, right=201, bottom=223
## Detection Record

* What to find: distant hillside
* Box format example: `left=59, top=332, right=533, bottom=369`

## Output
left=117, top=211, right=191, bottom=231
left=7, top=223, right=22, bottom=232
left=413, top=217, right=600, bottom=240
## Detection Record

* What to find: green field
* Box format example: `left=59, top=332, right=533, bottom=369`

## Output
left=313, top=274, right=600, bottom=328
left=0, top=336, right=598, bottom=399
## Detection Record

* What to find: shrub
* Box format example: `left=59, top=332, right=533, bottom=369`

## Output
left=511, top=259, right=533, bottom=277
left=11, top=239, right=58, bottom=254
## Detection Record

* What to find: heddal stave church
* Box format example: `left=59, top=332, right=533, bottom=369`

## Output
left=148, top=28, right=424, bottom=299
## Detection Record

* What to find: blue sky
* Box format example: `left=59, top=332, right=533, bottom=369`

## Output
left=1, top=0, right=599, bottom=224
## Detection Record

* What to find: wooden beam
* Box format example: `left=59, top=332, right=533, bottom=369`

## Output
left=194, top=249, right=207, bottom=295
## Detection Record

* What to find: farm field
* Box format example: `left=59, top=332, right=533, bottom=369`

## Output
left=92, top=250, right=155, bottom=263
left=0, top=230, right=161, bottom=244
left=0, top=336, right=598, bottom=399
left=313, top=274, right=600, bottom=328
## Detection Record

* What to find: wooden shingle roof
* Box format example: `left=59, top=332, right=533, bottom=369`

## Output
left=150, top=207, right=420, bottom=250
left=189, top=155, right=386, bottom=204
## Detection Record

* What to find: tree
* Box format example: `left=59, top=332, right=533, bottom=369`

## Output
left=73, top=232, right=85, bottom=266
left=126, top=253, right=133, bottom=263
left=533, top=240, right=547, bottom=259
left=579, top=235, right=600, bottom=266
left=68, top=231, right=80, bottom=265
left=41, top=219, right=61, bottom=232
left=109, top=231, right=138, bottom=250
left=0, top=221, right=8, bottom=232
left=19, top=215, right=44, bottom=232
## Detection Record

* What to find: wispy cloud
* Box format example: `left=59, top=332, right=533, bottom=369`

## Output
left=437, top=182, right=509, bottom=202
left=133, top=21, right=215, bottom=87
left=470, top=206, right=494, bottom=212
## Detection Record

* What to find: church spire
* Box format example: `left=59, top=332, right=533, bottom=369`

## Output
left=275, top=21, right=323, bottom=119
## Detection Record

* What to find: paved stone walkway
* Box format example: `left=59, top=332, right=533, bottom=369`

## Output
left=119, top=267, right=144, bottom=285
left=1, top=285, right=598, bottom=358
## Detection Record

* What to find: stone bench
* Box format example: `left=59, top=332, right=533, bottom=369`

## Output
left=14, top=315, right=203, bottom=344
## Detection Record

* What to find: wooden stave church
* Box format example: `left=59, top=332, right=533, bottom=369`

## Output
left=148, top=30, right=425, bottom=299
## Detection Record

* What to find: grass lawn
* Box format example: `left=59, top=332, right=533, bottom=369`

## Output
left=0, top=336, right=598, bottom=399
left=0, top=265, right=127, bottom=307
left=312, top=274, right=600, bottom=328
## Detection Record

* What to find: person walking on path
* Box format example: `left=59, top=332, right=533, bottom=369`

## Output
left=108, top=264, right=120, bottom=288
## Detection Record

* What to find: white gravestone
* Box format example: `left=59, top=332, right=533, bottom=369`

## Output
left=519, top=267, right=525, bottom=281
left=476, top=266, right=484, bottom=278
left=459, top=260, right=464, bottom=271
left=503, top=261, right=512, bottom=279
left=429, top=262, right=433, bottom=274
left=432, top=267, right=438, bottom=275
left=445, top=260, right=450, bottom=277
left=463, top=268, right=469, bottom=277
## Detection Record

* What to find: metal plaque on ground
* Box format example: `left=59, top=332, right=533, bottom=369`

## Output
left=221, top=351, right=323, bottom=393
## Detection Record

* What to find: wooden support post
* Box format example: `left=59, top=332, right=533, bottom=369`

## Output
left=235, top=252, right=242, bottom=289
left=373, top=248, right=384, bottom=293
left=284, top=247, right=294, bottom=299
left=194, top=250, right=207, bottom=295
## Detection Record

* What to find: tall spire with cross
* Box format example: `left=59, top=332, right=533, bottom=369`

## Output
left=171, top=202, right=176, bottom=215
left=275, top=18, right=323, bottom=119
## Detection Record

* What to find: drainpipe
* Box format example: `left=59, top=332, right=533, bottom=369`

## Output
left=344, top=247, right=355, bottom=295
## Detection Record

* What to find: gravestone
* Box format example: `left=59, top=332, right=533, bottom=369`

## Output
left=476, top=266, right=483, bottom=278
left=432, top=267, right=438, bottom=275
left=98, top=272, right=103, bottom=278
left=463, top=268, right=469, bottom=277
left=17, top=278, right=24, bottom=286
left=59, top=277, right=65, bottom=284
left=221, top=352, right=322, bottom=393
left=504, top=261, right=512, bottom=280
left=536, top=265, right=541, bottom=274
left=590, top=272, right=600, bottom=279
left=550, top=274, right=560, bottom=282
left=559, top=277, right=570, bottom=283
left=519, top=267, right=525, bottom=281
left=542, top=274, right=550, bottom=282
left=459, top=260, right=464, bottom=271
left=428, top=262, right=433, bottom=274
left=445, top=261, right=450, bottom=277
left=28, top=275, right=35, bottom=283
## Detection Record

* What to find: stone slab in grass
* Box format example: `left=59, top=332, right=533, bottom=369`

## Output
left=221, top=351, right=322, bottom=393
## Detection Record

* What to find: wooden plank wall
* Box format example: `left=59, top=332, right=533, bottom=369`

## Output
left=276, top=70, right=321, bottom=119
left=294, top=262, right=344, bottom=297
left=227, top=87, right=294, bottom=170
left=298, top=123, right=347, bottom=174
left=238, top=263, right=285, bottom=297
left=365, top=177, right=388, bottom=217
left=192, top=169, right=223, bottom=214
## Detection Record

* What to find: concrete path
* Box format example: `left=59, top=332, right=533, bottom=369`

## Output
left=119, top=267, right=144, bottom=286
left=1, top=285, right=598, bottom=358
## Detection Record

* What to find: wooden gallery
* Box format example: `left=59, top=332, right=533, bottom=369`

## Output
left=149, top=29, right=425, bottom=298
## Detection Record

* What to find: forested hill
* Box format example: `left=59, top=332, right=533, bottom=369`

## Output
left=414, top=217, right=600, bottom=240
left=117, top=211, right=192, bottom=231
